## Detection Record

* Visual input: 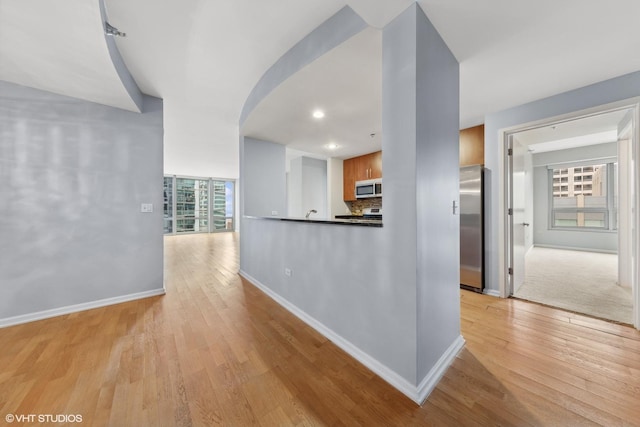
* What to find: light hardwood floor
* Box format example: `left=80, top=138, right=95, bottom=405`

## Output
left=1, top=232, right=639, bottom=426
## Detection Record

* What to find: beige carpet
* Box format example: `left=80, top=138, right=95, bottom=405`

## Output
left=514, top=247, right=633, bottom=324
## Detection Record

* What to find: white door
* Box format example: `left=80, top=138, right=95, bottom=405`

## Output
left=618, top=112, right=633, bottom=288
left=509, top=136, right=527, bottom=294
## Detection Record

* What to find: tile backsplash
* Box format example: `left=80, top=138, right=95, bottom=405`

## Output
left=346, top=197, right=382, bottom=215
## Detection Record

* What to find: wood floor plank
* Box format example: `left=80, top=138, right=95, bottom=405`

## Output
left=1, top=232, right=640, bottom=426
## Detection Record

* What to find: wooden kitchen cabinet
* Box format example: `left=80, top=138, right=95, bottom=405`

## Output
left=343, top=150, right=382, bottom=201
left=460, top=124, right=484, bottom=166
left=365, top=150, right=382, bottom=179
left=343, top=157, right=357, bottom=202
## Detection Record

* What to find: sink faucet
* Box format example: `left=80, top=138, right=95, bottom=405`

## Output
left=305, top=209, right=317, bottom=219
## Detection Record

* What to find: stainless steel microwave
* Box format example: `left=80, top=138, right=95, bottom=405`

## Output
left=355, top=179, right=382, bottom=199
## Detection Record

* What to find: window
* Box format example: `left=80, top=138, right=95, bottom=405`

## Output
left=212, top=180, right=235, bottom=232
left=553, top=211, right=606, bottom=228
left=163, top=177, right=173, bottom=234
left=164, top=176, right=236, bottom=234
left=549, top=163, right=615, bottom=230
left=175, top=178, right=209, bottom=233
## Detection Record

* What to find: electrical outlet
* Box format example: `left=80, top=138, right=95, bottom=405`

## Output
left=141, top=203, right=153, bottom=213
left=272, top=211, right=278, bottom=216
left=284, top=268, right=292, bottom=277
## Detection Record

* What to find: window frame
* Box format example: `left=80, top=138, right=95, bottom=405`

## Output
left=548, top=162, right=617, bottom=232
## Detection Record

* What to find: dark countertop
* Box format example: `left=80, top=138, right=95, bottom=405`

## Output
left=244, top=216, right=383, bottom=227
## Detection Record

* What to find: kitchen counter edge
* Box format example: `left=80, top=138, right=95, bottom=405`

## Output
left=243, top=216, right=383, bottom=227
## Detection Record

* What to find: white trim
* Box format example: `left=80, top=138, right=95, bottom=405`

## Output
left=415, top=335, right=465, bottom=404
left=533, top=244, right=617, bottom=255
left=633, top=104, right=640, bottom=330
left=499, top=126, right=508, bottom=298
left=483, top=289, right=501, bottom=297
left=240, top=270, right=464, bottom=405
left=0, top=288, right=166, bottom=328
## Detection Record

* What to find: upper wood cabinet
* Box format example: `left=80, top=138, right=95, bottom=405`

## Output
left=343, top=157, right=357, bottom=202
left=366, top=150, right=382, bottom=179
left=460, top=124, right=484, bottom=166
left=343, top=151, right=382, bottom=201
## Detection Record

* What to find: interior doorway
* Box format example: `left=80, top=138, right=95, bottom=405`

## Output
left=505, top=105, right=638, bottom=325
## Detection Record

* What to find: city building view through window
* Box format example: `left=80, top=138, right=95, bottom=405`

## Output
left=163, top=176, right=235, bottom=234
left=551, top=163, right=617, bottom=229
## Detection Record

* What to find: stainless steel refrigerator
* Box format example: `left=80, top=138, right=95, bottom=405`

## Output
left=460, top=165, right=484, bottom=292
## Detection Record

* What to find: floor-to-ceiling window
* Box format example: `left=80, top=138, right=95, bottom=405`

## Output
left=175, top=178, right=209, bottom=233
left=212, top=180, right=235, bottom=232
left=163, top=176, right=174, bottom=234
left=164, top=176, right=235, bottom=234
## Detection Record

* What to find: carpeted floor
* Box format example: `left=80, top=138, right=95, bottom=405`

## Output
left=513, top=246, right=633, bottom=324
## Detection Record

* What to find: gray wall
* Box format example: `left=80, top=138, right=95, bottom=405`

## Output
left=532, top=142, right=618, bottom=252
left=240, top=4, right=461, bottom=394
left=0, top=80, right=164, bottom=323
left=241, top=137, right=287, bottom=218
left=384, top=3, right=460, bottom=383
left=412, top=5, right=461, bottom=380
left=484, top=70, right=640, bottom=295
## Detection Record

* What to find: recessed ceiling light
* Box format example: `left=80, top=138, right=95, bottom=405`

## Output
left=312, top=110, right=325, bottom=119
left=326, top=142, right=339, bottom=150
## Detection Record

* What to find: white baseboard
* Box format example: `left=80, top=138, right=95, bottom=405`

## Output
left=483, top=289, right=502, bottom=297
left=416, top=334, right=465, bottom=404
left=240, top=270, right=464, bottom=405
left=534, top=244, right=617, bottom=255
left=0, top=288, right=166, bottom=328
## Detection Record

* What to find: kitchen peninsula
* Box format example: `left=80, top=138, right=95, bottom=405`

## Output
left=249, top=215, right=382, bottom=227
left=239, top=4, right=461, bottom=406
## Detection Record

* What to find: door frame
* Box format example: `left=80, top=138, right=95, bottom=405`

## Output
left=505, top=134, right=529, bottom=296
left=499, top=98, right=640, bottom=329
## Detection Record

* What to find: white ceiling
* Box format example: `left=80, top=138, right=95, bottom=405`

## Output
left=421, top=0, right=640, bottom=128
left=1, top=1, right=639, bottom=170
left=514, top=109, right=630, bottom=153
left=241, top=28, right=382, bottom=160
left=0, top=0, right=139, bottom=111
